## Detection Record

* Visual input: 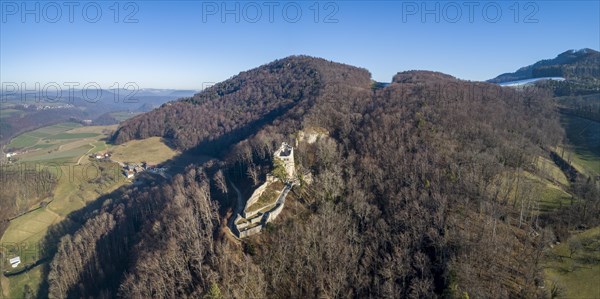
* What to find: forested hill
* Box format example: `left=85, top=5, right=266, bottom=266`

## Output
left=111, top=55, right=372, bottom=153
left=43, top=56, right=599, bottom=298
left=488, top=48, right=600, bottom=83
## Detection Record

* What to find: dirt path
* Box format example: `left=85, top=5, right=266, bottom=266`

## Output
left=76, top=142, right=96, bottom=165
left=0, top=275, right=10, bottom=298
left=45, top=206, right=64, bottom=222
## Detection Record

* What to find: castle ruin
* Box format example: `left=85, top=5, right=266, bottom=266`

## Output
left=234, top=142, right=296, bottom=238
left=273, top=142, right=295, bottom=180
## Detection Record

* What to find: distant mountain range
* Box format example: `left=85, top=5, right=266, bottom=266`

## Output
left=0, top=88, right=197, bottom=102
left=488, top=48, right=600, bottom=84
left=132, top=88, right=199, bottom=97
left=0, top=88, right=198, bottom=115
left=0, top=88, right=199, bottom=145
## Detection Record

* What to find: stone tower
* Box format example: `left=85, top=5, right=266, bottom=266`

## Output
left=274, top=142, right=295, bottom=179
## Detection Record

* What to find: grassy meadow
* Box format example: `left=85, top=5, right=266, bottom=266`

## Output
left=0, top=124, right=121, bottom=298
left=109, top=136, right=179, bottom=164
left=559, top=114, right=600, bottom=177
left=0, top=123, right=181, bottom=298
left=540, top=113, right=600, bottom=298
left=544, top=226, right=600, bottom=299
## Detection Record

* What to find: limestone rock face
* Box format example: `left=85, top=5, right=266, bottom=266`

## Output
left=296, top=127, right=329, bottom=145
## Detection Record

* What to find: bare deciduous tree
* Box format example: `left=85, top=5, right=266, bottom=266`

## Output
left=246, top=163, right=260, bottom=186
left=214, top=170, right=228, bottom=194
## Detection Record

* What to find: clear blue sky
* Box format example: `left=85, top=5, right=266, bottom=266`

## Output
left=1, top=1, right=598, bottom=89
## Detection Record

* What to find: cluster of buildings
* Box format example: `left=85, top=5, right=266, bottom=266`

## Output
left=122, top=162, right=166, bottom=179
left=123, top=162, right=146, bottom=179
left=5, top=103, right=75, bottom=111
left=21, top=103, right=75, bottom=110
left=94, top=152, right=111, bottom=160
left=3, top=151, right=23, bottom=163
left=91, top=152, right=166, bottom=179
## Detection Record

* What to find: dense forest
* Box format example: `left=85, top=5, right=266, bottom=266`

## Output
left=40, top=56, right=599, bottom=298
left=112, top=56, right=369, bottom=154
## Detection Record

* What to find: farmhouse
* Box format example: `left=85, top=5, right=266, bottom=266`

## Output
left=93, top=152, right=111, bottom=160
left=120, top=161, right=165, bottom=179
left=9, top=256, right=21, bottom=268
left=124, top=170, right=135, bottom=179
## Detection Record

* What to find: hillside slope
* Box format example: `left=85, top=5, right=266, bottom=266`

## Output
left=39, top=56, right=599, bottom=299
left=488, top=48, right=600, bottom=83
left=112, top=56, right=371, bottom=154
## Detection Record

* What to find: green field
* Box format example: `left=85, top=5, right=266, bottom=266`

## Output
left=110, top=136, right=178, bottom=164
left=527, top=156, right=573, bottom=212
left=0, top=267, right=42, bottom=299
left=540, top=112, right=600, bottom=298
left=90, top=141, right=108, bottom=153
left=50, top=132, right=99, bottom=140
left=495, top=166, right=572, bottom=215
left=0, top=108, right=26, bottom=118
left=32, top=143, right=54, bottom=149
left=536, top=156, right=570, bottom=186
left=0, top=124, right=125, bottom=298
left=6, top=122, right=84, bottom=151
left=0, top=123, right=183, bottom=298
left=110, top=111, right=142, bottom=122
left=560, top=114, right=600, bottom=177
left=21, top=145, right=93, bottom=164
left=7, top=135, right=39, bottom=149
left=476, top=149, right=596, bottom=298
left=5, top=123, right=112, bottom=164
left=0, top=161, right=126, bottom=298
left=544, top=226, right=600, bottom=299
left=517, top=171, right=572, bottom=213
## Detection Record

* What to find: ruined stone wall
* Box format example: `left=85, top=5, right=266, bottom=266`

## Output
left=238, top=225, right=262, bottom=238
left=236, top=222, right=249, bottom=230
left=250, top=214, right=264, bottom=224
left=234, top=143, right=299, bottom=238
left=244, top=181, right=270, bottom=210
left=265, top=203, right=284, bottom=223
left=244, top=208, right=259, bottom=219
